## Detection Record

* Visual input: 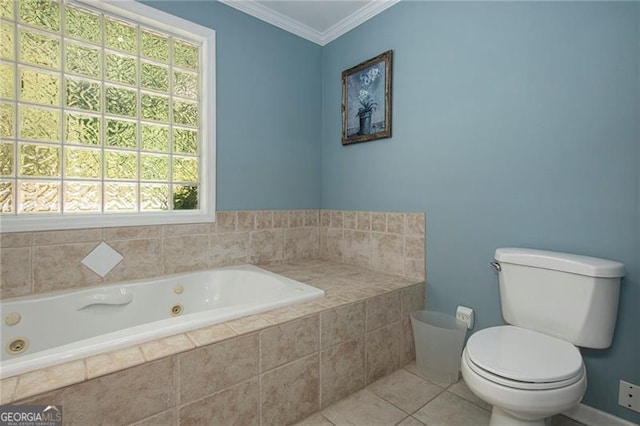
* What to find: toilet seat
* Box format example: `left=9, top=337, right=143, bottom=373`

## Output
left=465, top=326, right=584, bottom=391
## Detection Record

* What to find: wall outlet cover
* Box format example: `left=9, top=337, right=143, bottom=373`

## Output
left=618, top=380, right=640, bottom=413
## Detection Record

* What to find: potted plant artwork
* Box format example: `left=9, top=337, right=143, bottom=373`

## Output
left=342, top=50, right=392, bottom=145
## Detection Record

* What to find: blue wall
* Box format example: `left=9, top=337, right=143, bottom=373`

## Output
left=144, top=0, right=323, bottom=210
left=322, top=2, right=639, bottom=422
left=145, top=0, right=639, bottom=421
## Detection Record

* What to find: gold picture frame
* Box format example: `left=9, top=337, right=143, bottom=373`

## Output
left=341, top=50, right=392, bottom=145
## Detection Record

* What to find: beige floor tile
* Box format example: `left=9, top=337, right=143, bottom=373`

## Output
left=396, top=416, right=426, bottom=426
left=322, top=389, right=406, bottom=426
left=367, top=369, right=444, bottom=414
left=447, top=378, right=491, bottom=410
left=549, top=414, right=585, bottom=426
left=294, top=412, right=336, bottom=426
left=403, top=361, right=455, bottom=388
left=413, top=391, right=490, bottom=426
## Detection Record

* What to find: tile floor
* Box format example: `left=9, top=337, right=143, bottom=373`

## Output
left=296, top=361, right=585, bottom=426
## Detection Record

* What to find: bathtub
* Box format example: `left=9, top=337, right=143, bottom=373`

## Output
left=0, top=265, right=324, bottom=378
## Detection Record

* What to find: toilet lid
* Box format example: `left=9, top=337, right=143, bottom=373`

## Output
left=466, top=326, right=583, bottom=383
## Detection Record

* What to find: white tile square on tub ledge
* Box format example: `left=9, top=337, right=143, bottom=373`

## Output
left=81, top=242, right=124, bottom=277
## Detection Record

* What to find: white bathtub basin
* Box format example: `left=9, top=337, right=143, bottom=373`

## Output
left=0, top=265, right=324, bottom=377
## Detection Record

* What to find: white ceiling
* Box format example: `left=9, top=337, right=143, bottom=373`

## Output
left=219, top=0, right=400, bottom=46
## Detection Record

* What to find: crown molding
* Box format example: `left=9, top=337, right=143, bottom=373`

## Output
left=219, top=0, right=325, bottom=44
left=218, top=0, right=400, bottom=46
left=320, top=0, right=400, bottom=45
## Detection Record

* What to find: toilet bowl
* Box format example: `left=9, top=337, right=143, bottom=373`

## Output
left=461, top=326, right=587, bottom=426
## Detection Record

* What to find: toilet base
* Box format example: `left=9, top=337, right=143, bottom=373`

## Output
left=490, top=407, right=546, bottom=426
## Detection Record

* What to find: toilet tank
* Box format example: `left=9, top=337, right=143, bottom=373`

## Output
left=494, top=248, right=624, bottom=349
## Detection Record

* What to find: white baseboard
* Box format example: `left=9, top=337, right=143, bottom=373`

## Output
left=564, top=403, right=639, bottom=426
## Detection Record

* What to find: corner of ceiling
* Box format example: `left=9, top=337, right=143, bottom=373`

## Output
left=218, top=0, right=401, bottom=46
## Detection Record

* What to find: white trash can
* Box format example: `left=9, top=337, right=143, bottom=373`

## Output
left=410, top=310, right=467, bottom=385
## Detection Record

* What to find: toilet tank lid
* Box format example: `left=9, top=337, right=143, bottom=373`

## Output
left=495, top=248, right=625, bottom=278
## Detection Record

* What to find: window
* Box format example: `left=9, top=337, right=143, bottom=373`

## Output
left=0, top=0, right=215, bottom=232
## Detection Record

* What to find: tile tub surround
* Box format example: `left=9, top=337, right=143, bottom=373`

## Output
left=1, top=260, right=425, bottom=426
left=0, top=209, right=424, bottom=300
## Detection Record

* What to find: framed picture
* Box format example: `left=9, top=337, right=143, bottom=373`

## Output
left=342, top=50, right=392, bottom=145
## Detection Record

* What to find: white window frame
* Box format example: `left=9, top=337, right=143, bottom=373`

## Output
left=0, top=0, right=216, bottom=233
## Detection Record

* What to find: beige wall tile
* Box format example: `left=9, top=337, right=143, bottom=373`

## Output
left=401, top=283, right=426, bottom=320
left=215, top=211, right=237, bottom=232
left=405, top=236, right=425, bottom=259
left=32, top=228, right=102, bottom=246
left=343, top=211, right=356, bottom=230
left=343, top=230, right=370, bottom=268
left=103, top=238, right=162, bottom=283
left=405, top=257, right=426, bottom=281
left=366, top=291, right=401, bottom=331
left=304, top=210, right=319, bottom=227
left=129, top=409, right=177, bottom=426
left=371, top=233, right=404, bottom=275
left=0, top=232, right=31, bottom=248
left=405, top=213, right=426, bottom=237
left=289, top=210, right=305, bottom=228
left=273, top=210, right=289, bottom=228
left=294, top=300, right=329, bottom=316
left=255, top=210, right=274, bottom=229
left=1, top=377, right=17, bottom=404
left=140, top=334, right=194, bottom=361
left=329, top=210, right=343, bottom=228
left=260, top=306, right=302, bottom=324
left=162, top=223, right=210, bottom=237
left=103, top=226, right=162, bottom=241
left=320, top=302, right=365, bottom=349
left=210, top=232, right=248, bottom=267
left=59, top=357, right=176, bottom=426
left=318, top=228, right=343, bottom=261
left=356, top=212, right=371, bottom=231
left=237, top=211, right=257, bottom=231
left=260, top=315, right=319, bottom=371
left=11, top=390, right=59, bottom=406
left=162, top=234, right=210, bottom=274
left=401, top=317, right=417, bottom=367
left=1, top=247, right=32, bottom=298
left=179, top=378, right=259, bottom=426
left=319, top=210, right=330, bottom=227
left=86, top=347, right=146, bottom=379
left=284, top=228, right=319, bottom=260
left=320, top=336, right=365, bottom=408
left=179, top=333, right=259, bottom=403
left=371, top=212, right=386, bottom=232
left=187, top=323, right=237, bottom=347
left=226, top=314, right=271, bottom=334
left=14, top=360, right=85, bottom=401
left=366, top=322, right=402, bottom=384
left=261, top=353, right=320, bottom=426
left=387, top=213, right=404, bottom=235
left=249, top=229, right=283, bottom=264
left=34, top=243, right=101, bottom=293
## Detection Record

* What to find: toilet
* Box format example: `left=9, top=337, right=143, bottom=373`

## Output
left=461, top=248, right=624, bottom=426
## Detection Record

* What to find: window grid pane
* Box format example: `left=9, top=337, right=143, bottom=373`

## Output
left=2, top=0, right=202, bottom=216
